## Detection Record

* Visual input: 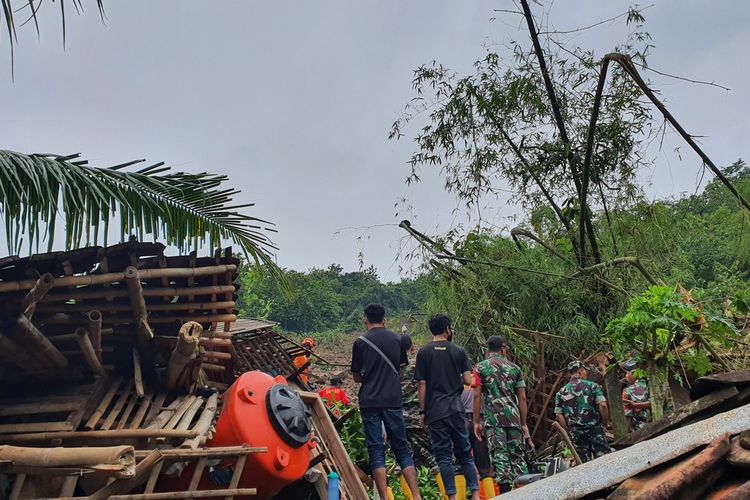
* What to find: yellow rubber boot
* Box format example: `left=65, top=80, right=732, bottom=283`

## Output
left=399, top=474, right=414, bottom=500
left=454, top=474, right=466, bottom=499
left=386, top=486, right=395, bottom=500
left=480, top=477, right=496, bottom=499
left=433, top=469, right=448, bottom=499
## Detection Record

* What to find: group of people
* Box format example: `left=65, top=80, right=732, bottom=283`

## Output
left=346, top=303, right=651, bottom=498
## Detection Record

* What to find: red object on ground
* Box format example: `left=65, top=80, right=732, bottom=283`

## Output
left=318, top=387, right=350, bottom=406
left=206, top=371, right=317, bottom=498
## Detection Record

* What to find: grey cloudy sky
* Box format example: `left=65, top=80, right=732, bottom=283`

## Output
left=1, top=1, right=748, bottom=281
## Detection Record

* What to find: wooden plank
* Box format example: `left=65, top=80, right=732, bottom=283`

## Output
left=0, top=400, right=80, bottom=417
left=299, top=391, right=368, bottom=499
left=59, top=476, right=79, bottom=497
left=85, top=378, right=123, bottom=430
left=188, top=457, right=208, bottom=491
left=0, top=421, right=71, bottom=434
left=615, top=386, right=739, bottom=446
left=224, top=454, right=247, bottom=500
left=102, top=384, right=133, bottom=430
left=531, top=372, right=564, bottom=441
left=87, top=449, right=163, bottom=500
left=129, top=391, right=154, bottom=429
left=143, top=460, right=164, bottom=494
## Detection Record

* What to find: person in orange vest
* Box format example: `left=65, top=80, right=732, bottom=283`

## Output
left=318, top=377, right=351, bottom=416
left=293, top=337, right=315, bottom=387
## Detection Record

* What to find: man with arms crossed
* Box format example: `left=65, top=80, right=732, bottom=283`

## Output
left=414, top=315, right=480, bottom=500
left=351, top=304, right=421, bottom=500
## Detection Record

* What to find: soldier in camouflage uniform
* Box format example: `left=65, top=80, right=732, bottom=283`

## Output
left=473, top=336, right=531, bottom=493
left=622, top=369, right=651, bottom=432
left=554, top=360, right=612, bottom=462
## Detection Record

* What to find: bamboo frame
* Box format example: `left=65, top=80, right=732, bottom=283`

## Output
left=0, top=265, right=238, bottom=293
left=87, top=310, right=103, bottom=362
left=167, top=322, right=203, bottom=390
left=181, top=393, right=219, bottom=449
left=40, top=285, right=236, bottom=303
left=125, top=266, right=154, bottom=342
left=21, top=273, right=55, bottom=318
left=13, top=315, right=68, bottom=369
left=0, top=429, right=198, bottom=444
left=75, top=327, right=106, bottom=377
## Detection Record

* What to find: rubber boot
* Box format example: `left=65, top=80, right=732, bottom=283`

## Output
left=399, top=474, right=414, bottom=500
left=432, top=468, right=448, bottom=499
left=386, top=486, right=395, bottom=500
left=454, top=474, right=466, bottom=499
left=480, top=477, right=495, bottom=499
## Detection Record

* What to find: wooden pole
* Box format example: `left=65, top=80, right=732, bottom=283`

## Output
left=176, top=397, right=205, bottom=431
left=0, top=429, right=199, bottom=444
left=36, top=300, right=237, bottom=314
left=86, top=378, right=123, bottom=430
left=13, top=315, right=68, bottom=369
left=106, top=489, right=258, bottom=499
left=137, top=445, right=265, bottom=459
left=21, top=273, right=55, bottom=318
left=41, top=285, right=236, bottom=303
left=0, top=444, right=135, bottom=477
left=87, top=310, right=103, bottom=362
left=75, top=327, right=106, bottom=377
left=125, top=266, right=154, bottom=342
left=0, top=265, right=238, bottom=293
left=181, top=392, right=219, bottom=449
left=133, top=348, right=145, bottom=398
left=166, top=322, right=203, bottom=390
left=33, top=313, right=238, bottom=325
left=552, top=421, right=583, bottom=466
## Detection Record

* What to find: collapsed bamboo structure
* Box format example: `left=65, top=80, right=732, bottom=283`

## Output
left=0, top=241, right=366, bottom=499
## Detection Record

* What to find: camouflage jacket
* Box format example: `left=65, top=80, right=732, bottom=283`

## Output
left=622, top=379, right=651, bottom=420
left=554, top=378, right=606, bottom=428
left=475, top=354, right=526, bottom=428
left=401, top=363, right=421, bottom=427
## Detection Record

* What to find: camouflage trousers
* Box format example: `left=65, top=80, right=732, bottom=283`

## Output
left=486, top=425, right=528, bottom=486
left=569, top=425, right=612, bottom=463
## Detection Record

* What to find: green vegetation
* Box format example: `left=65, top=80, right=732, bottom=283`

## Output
left=237, top=264, right=428, bottom=333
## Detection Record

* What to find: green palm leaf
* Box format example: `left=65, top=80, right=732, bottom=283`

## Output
left=1, top=0, right=107, bottom=75
left=0, top=149, right=279, bottom=272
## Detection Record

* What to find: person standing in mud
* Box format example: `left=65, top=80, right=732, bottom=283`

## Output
left=622, top=368, right=651, bottom=432
left=554, top=360, right=612, bottom=462
left=351, top=304, right=422, bottom=500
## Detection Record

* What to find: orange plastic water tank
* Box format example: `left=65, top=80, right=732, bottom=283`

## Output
left=207, top=371, right=316, bottom=498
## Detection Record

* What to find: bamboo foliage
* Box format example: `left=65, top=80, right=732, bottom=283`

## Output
left=0, top=150, right=278, bottom=269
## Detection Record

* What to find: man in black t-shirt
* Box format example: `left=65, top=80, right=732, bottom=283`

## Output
left=414, top=315, right=480, bottom=500
left=351, top=304, right=421, bottom=500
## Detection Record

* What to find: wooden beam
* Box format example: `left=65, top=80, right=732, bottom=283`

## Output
left=13, top=315, right=68, bottom=369
left=124, top=266, right=154, bottom=343
left=166, top=322, right=202, bottom=390
left=21, top=273, right=55, bottom=318
left=0, top=265, right=238, bottom=293
left=75, top=327, right=106, bottom=377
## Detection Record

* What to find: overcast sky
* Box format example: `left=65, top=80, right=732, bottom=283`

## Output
left=1, top=1, right=748, bottom=281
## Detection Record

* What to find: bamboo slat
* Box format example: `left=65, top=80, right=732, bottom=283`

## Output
left=0, top=265, right=238, bottom=293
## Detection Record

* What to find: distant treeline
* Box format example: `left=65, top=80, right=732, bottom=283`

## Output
left=236, top=264, right=429, bottom=333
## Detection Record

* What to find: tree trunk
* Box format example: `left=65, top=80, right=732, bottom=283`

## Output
left=647, top=360, right=671, bottom=421
left=604, top=366, right=628, bottom=440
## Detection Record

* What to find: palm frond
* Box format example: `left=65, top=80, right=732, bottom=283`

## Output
left=0, top=149, right=279, bottom=272
left=2, top=0, right=107, bottom=75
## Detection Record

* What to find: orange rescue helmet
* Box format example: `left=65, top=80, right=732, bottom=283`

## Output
left=301, top=337, right=315, bottom=349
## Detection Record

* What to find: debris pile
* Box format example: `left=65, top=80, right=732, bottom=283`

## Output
left=502, top=368, right=750, bottom=499
left=0, top=242, right=365, bottom=499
